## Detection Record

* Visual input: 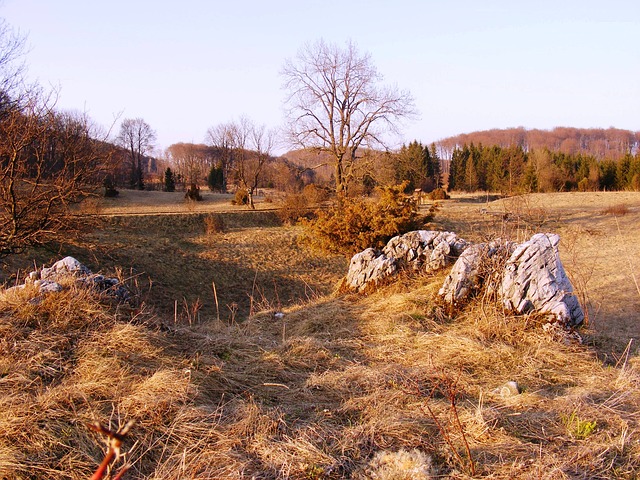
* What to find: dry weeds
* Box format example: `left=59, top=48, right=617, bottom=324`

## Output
left=1, top=191, right=639, bottom=478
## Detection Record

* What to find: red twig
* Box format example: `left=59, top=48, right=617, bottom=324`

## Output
left=87, top=420, right=134, bottom=480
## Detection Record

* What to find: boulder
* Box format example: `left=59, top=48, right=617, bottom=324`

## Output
left=39, top=256, right=91, bottom=281
left=501, top=233, right=584, bottom=326
left=439, top=240, right=515, bottom=306
left=344, top=248, right=397, bottom=293
left=439, top=233, right=584, bottom=327
left=9, top=257, right=131, bottom=303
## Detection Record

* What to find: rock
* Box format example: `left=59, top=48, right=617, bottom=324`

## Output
left=382, top=230, right=468, bottom=273
left=40, top=256, right=91, bottom=281
left=344, top=248, right=397, bottom=292
left=493, top=381, right=521, bottom=397
left=33, top=280, right=63, bottom=293
left=501, top=233, right=584, bottom=326
left=13, top=257, right=132, bottom=303
left=345, top=231, right=469, bottom=292
left=439, top=240, right=515, bottom=306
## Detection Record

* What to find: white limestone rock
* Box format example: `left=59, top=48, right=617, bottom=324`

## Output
left=500, top=233, right=584, bottom=326
left=345, top=248, right=397, bottom=292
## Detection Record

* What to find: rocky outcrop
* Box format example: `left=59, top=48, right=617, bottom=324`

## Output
left=8, top=256, right=131, bottom=303
left=344, top=248, right=397, bottom=293
left=346, top=230, right=584, bottom=328
left=345, top=231, right=468, bottom=292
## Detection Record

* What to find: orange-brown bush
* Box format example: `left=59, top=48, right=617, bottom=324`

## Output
left=601, top=203, right=630, bottom=216
left=428, top=187, right=450, bottom=200
left=203, top=213, right=225, bottom=234
left=304, top=184, right=426, bottom=255
left=276, top=184, right=328, bottom=225
left=276, top=192, right=310, bottom=225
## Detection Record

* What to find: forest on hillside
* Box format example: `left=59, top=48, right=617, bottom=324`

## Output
left=437, top=128, right=640, bottom=193
left=447, top=143, right=640, bottom=193
left=437, top=127, right=639, bottom=161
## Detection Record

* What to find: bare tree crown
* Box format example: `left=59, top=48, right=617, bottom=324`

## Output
left=281, top=39, right=416, bottom=194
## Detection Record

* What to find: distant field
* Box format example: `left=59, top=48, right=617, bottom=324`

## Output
left=77, top=189, right=279, bottom=215
left=71, top=188, right=640, bottom=353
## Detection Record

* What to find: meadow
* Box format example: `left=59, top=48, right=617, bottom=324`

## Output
left=1, top=190, right=639, bottom=479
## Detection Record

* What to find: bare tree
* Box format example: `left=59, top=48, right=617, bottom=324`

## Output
left=166, top=142, right=214, bottom=188
left=206, top=122, right=237, bottom=193
left=242, top=121, right=275, bottom=208
left=0, top=18, right=26, bottom=109
left=282, top=39, right=416, bottom=195
left=116, top=118, right=156, bottom=190
left=0, top=91, right=109, bottom=256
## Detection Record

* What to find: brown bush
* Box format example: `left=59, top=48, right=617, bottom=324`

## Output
left=233, top=188, right=249, bottom=205
left=203, top=213, right=225, bottom=234
left=429, top=187, right=450, bottom=200
left=276, top=193, right=310, bottom=225
left=601, top=203, right=630, bottom=216
left=304, top=183, right=426, bottom=255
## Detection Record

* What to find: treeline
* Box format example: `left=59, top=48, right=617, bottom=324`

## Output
left=438, top=127, right=639, bottom=161
left=448, top=143, right=640, bottom=193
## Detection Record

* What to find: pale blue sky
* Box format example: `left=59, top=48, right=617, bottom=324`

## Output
left=2, top=0, right=639, bottom=153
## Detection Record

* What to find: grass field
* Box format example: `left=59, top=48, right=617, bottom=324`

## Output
left=1, top=189, right=639, bottom=478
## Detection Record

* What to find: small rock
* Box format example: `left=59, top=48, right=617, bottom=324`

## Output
left=493, top=381, right=520, bottom=397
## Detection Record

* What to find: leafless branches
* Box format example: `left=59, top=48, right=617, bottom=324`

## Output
left=0, top=88, right=110, bottom=256
left=282, top=39, right=417, bottom=195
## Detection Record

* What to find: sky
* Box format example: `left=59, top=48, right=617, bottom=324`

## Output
left=2, top=0, right=639, bottom=155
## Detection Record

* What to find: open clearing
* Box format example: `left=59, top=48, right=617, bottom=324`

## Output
left=1, top=190, right=640, bottom=478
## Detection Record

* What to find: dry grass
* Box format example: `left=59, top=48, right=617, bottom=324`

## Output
left=1, top=191, right=639, bottom=478
left=77, top=189, right=278, bottom=216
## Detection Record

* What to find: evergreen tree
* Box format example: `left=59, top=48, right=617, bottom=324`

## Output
left=164, top=167, right=176, bottom=192
left=207, top=164, right=225, bottom=192
left=430, top=143, right=442, bottom=188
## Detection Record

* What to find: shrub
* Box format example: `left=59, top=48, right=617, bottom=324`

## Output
left=277, top=193, right=310, bottom=225
left=185, top=183, right=203, bottom=201
left=429, top=187, right=449, bottom=200
left=304, top=183, right=425, bottom=255
left=302, top=184, right=329, bottom=205
left=164, top=168, right=176, bottom=192
left=103, top=176, right=119, bottom=198
left=601, top=203, right=629, bottom=216
left=203, top=213, right=225, bottom=234
left=233, top=188, right=249, bottom=205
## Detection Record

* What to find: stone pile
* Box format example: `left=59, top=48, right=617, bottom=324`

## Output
left=8, top=256, right=131, bottom=302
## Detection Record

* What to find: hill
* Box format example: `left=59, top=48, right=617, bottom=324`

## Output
left=436, top=127, right=639, bottom=160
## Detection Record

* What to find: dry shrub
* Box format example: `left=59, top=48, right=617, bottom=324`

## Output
left=304, top=184, right=426, bottom=255
left=601, top=203, right=630, bottom=216
left=428, top=187, right=449, bottom=200
left=276, top=192, right=310, bottom=225
left=302, top=183, right=329, bottom=205
left=233, top=188, right=249, bottom=205
left=276, top=184, right=328, bottom=225
left=203, top=213, right=225, bottom=234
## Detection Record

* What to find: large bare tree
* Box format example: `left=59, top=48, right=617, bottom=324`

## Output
left=116, top=117, right=156, bottom=190
left=282, top=39, right=416, bottom=195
